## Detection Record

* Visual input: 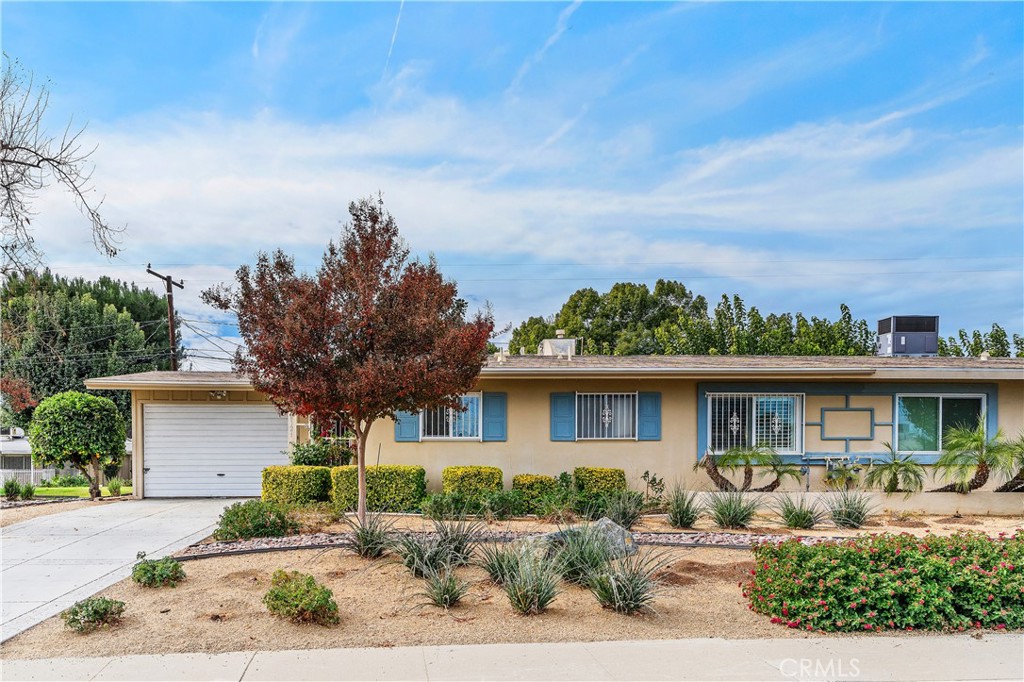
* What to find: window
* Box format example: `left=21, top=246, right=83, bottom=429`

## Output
left=896, top=395, right=984, bottom=453
left=421, top=394, right=482, bottom=440
left=708, top=393, right=803, bottom=454
left=576, top=393, right=637, bottom=440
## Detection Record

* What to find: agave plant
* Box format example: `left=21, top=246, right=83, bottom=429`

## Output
left=694, top=446, right=801, bottom=492
left=930, top=421, right=1011, bottom=493
left=863, top=443, right=925, bottom=497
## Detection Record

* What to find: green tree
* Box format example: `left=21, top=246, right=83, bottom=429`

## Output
left=938, top=323, right=1023, bottom=358
left=508, top=316, right=556, bottom=355
left=29, top=391, right=126, bottom=499
left=1, top=271, right=176, bottom=426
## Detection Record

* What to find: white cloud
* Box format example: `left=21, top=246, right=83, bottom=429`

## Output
left=508, top=1, right=583, bottom=93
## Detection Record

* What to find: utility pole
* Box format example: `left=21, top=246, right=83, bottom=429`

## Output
left=146, top=264, right=184, bottom=371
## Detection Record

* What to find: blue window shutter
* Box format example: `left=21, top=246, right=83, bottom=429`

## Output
left=550, top=393, right=575, bottom=441
left=637, top=392, right=662, bottom=441
left=482, top=393, right=507, bottom=442
left=394, top=411, right=420, bottom=442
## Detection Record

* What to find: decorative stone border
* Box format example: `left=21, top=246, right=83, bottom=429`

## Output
left=0, top=496, right=81, bottom=509
left=174, top=529, right=842, bottom=561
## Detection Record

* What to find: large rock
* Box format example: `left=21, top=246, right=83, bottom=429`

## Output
left=534, top=517, right=637, bottom=559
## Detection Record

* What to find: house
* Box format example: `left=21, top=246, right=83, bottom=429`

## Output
left=85, top=347, right=1024, bottom=499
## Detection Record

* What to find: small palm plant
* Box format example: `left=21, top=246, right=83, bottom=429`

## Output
left=694, top=446, right=801, bottom=492
left=930, top=421, right=1011, bottom=493
left=995, top=432, right=1024, bottom=493
left=863, top=443, right=925, bottom=497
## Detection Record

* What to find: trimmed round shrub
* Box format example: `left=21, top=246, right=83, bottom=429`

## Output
left=262, top=465, right=332, bottom=505
left=330, top=465, right=426, bottom=512
left=441, top=466, right=503, bottom=500
left=29, top=391, right=126, bottom=499
left=263, top=570, right=339, bottom=625
left=512, top=474, right=558, bottom=512
left=213, top=500, right=296, bottom=541
left=573, top=467, right=627, bottom=497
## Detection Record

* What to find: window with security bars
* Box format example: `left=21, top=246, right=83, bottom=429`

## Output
left=577, top=393, right=637, bottom=440
left=708, top=393, right=803, bottom=454
left=421, top=394, right=481, bottom=440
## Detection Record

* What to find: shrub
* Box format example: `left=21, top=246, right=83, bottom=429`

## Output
left=289, top=438, right=351, bottom=467
left=505, top=550, right=561, bottom=615
left=132, top=552, right=186, bottom=588
left=536, top=490, right=577, bottom=524
left=213, top=500, right=296, bottom=541
left=476, top=543, right=522, bottom=586
left=50, top=473, right=90, bottom=487
left=417, top=563, right=470, bottom=609
left=483, top=489, right=528, bottom=520
left=441, top=466, right=503, bottom=500
left=421, top=492, right=483, bottom=520
left=824, top=490, right=873, bottom=529
left=4, top=477, right=21, bottom=501
left=666, top=487, right=704, bottom=528
left=433, top=516, right=484, bottom=566
left=512, top=474, right=559, bottom=511
left=746, top=531, right=1024, bottom=632
left=19, top=481, right=36, bottom=500
left=341, top=511, right=395, bottom=559
left=775, top=494, right=824, bottom=530
left=262, top=466, right=332, bottom=505
left=105, top=477, right=125, bottom=497
left=331, top=465, right=426, bottom=512
left=573, top=467, right=627, bottom=497
left=61, top=597, right=126, bottom=633
left=708, top=491, right=760, bottom=529
left=29, top=391, right=126, bottom=500
left=393, top=535, right=452, bottom=578
left=263, top=570, right=339, bottom=625
left=552, top=525, right=611, bottom=585
left=600, top=489, right=646, bottom=529
left=590, top=550, right=668, bottom=615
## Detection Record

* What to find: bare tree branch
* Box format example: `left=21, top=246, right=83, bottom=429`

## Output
left=1, top=53, right=124, bottom=274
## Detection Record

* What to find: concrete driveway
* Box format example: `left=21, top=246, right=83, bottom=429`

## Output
left=1, top=498, right=239, bottom=642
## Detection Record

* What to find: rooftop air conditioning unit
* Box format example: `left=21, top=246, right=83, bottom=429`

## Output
left=876, top=316, right=939, bottom=357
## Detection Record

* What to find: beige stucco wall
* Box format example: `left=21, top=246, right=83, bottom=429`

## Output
left=361, top=378, right=1024, bottom=494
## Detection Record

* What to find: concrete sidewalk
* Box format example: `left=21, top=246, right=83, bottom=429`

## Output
left=1, top=498, right=239, bottom=642
left=2, top=635, right=1022, bottom=681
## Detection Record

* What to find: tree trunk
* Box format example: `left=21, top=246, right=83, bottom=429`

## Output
left=699, top=456, right=736, bottom=492
left=741, top=465, right=753, bottom=492
left=355, top=423, right=369, bottom=525
left=751, top=477, right=781, bottom=493
left=929, top=461, right=990, bottom=493
left=995, top=468, right=1024, bottom=493
left=85, top=455, right=101, bottom=500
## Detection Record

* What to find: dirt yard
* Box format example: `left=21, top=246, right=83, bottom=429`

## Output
left=0, top=545, right=807, bottom=659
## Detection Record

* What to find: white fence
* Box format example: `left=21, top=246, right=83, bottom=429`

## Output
left=0, top=469, right=55, bottom=485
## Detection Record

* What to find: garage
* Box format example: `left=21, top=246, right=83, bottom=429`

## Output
left=142, top=403, right=289, bottom=497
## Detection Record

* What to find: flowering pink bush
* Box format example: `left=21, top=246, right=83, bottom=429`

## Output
left=745, top=531, right=1023, bottom=632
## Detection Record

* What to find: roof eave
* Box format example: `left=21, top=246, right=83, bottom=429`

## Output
left=84, top=378, right=255, bottom=391
left=480, top=367, right=878, bottom=379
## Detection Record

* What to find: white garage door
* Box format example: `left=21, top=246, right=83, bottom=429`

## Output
left=143, top=404, right=289, bottom=497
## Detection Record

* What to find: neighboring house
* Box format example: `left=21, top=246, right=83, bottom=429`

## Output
left=86, top=339, right=1024, bottom=499
left=0, top=426, right=133, bottom=485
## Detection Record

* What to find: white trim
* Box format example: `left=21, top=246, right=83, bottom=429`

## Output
left=706, top=392, right=806, bottom=455
left=574, top=391, right=639, bottom=441
left=419, top=392, right=483, bottom=442
left=894, top=393, right=986, bottom=455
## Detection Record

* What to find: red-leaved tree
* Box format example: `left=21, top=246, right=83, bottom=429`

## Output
left=202, top=196, right=493, bottom=522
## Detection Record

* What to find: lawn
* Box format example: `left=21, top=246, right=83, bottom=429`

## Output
left=35, top=486, right=132, bottom=498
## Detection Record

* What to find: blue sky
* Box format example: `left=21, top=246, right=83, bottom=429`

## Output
left=4, top=1, right=1022, bottom=366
